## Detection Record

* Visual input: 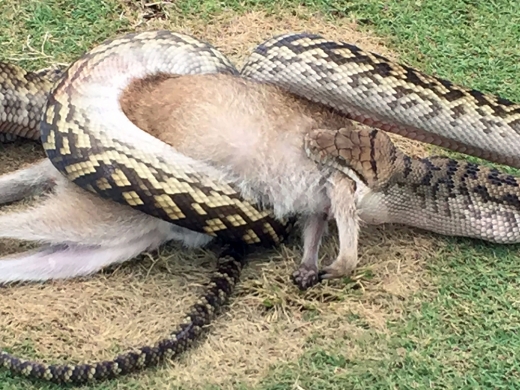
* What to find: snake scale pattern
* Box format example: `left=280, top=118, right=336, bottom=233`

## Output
left=1, top=30, right=520, bottom=384
left=304, top=125, right=520, bottom=244
left=1, top=246, right=245, bottom=384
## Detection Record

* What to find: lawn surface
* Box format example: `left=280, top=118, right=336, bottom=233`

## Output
left=1, top=0, right=519, bottom=389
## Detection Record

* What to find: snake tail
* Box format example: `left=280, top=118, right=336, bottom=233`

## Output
left=0, top=244, right=247, bottom=385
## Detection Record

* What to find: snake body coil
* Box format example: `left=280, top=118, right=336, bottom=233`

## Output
left=304, top=125, right=520, bottom=244
left=1, top=30, right=520, bottom=384
left=40, top=31, right=292, bottom=246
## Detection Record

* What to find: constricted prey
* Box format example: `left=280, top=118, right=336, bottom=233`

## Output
left=1, top=31, right=520, bottom=384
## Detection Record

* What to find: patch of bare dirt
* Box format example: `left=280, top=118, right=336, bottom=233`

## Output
left=0, top=6, right=445, bottom=389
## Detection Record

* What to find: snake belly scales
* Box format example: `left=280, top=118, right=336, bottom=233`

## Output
left=1, top=30, right=520, bottom=384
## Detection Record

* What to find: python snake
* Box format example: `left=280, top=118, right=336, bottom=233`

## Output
left=1, top=30, right=520, bottom=384
left=305, top=125, right=520, bottom=244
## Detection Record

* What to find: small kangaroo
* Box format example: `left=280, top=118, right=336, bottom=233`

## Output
left=0, top=72, right=368, bottom=289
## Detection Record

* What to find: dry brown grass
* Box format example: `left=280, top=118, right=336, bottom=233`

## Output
left=0, top=5, right=446, bottom=389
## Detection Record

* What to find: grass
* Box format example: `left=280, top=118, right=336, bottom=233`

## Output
left=0, top=0, right=129, bottom=69
left=0, top=0, right=520, bottom=389
left=258, top=240, right=520, bottom=389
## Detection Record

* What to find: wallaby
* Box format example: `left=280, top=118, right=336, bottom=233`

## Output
left=0, top=158, right=214, bottom=283
left=0, top=72, right=367, bottom=289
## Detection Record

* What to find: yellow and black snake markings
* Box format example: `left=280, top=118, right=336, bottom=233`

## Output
left=305, top=125, right=520, bottom=244
left=1, top=245, right=245, bottom=384
left=243, top=33, right=520, bottom=168
left=2, top=29, right=520, bottom=384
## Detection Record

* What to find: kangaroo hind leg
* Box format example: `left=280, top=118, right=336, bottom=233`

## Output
left=0, top=236, right=166, bottom=284
left=0, top=159, right=58, bottom=205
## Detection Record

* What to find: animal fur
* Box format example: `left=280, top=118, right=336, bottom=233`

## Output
left=0, top=73, right=366, bottom=288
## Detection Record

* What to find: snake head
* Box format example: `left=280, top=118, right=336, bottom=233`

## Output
left=304, top=124, right=402, bottom=192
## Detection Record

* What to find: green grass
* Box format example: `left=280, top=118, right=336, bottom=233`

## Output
left=1, top=0, right=520, bottom=389
left=0, top=0, right=129, bottom=70
left=256, top=240, right=520, bottom=389
left=339, top=0, right=520, bottom=168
